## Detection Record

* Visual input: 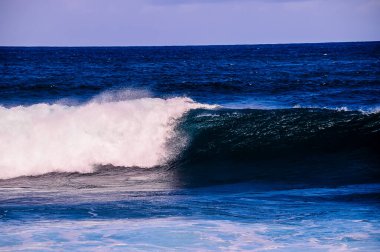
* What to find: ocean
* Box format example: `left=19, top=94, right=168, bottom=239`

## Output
left=0, top=42, right=379, bottom=251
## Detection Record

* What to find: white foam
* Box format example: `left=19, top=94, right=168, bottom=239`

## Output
left=0, top=95, right=215, bottom=179
left=1, top=218, right=376, bottom=251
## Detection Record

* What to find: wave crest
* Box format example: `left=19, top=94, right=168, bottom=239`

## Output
left=0, top=96, right=214, bottom=179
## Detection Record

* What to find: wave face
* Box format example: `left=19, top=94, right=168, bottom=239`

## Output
left=171, top=108, right=380, bottom=186
left=0, top=96, right=214, bottom=179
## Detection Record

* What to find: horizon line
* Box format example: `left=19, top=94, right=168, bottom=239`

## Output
left=1, top=40, right=379, bottom=48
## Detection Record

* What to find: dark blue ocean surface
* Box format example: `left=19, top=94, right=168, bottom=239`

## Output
left=1, top=42, right=380, bottom=110
left=0, top=42, right=380, bottom=251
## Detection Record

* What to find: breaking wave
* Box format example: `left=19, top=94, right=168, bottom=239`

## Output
left=0, top=91, right=379, bottom=185
left=0, top=94, right=215, bottom=179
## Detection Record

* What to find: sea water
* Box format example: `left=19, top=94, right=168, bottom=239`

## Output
left=0, top=42, right=379, bottom=251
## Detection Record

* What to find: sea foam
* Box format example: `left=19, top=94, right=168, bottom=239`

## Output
left=0, top=94, right=214, bottom=179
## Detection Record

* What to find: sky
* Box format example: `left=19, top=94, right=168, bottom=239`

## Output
left=0, top=0, right=379, bottom=46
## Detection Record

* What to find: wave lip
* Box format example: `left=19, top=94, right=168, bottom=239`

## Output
left=0, top=96, right=215, bottom=179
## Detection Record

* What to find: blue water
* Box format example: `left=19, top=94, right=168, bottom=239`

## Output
left=0, top=42, right=380, bottom=251
left=1, top=42, right=379, bottom=110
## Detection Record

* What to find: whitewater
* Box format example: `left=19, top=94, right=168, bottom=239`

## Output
left=0, top=95, right=215, bottom=179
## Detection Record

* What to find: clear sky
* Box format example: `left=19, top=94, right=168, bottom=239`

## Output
left=1, top=0, right=379, bottom=46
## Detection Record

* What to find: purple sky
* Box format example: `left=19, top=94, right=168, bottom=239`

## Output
left=1, top=0, right=379, bottom=46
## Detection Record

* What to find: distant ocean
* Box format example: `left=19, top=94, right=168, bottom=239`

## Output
left=0, top=42, right=379, bottom=251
